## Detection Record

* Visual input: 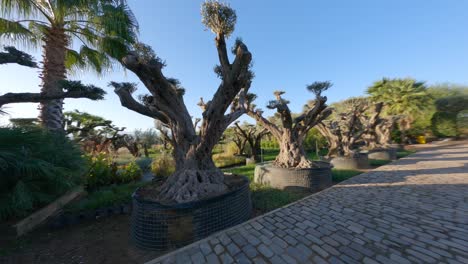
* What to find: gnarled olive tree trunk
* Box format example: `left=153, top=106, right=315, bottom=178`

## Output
left=317, top=99, right=376, bottom=158
left=246, top=84, right=332, bottom=168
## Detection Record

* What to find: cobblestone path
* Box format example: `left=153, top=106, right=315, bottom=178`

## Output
left=149, top=142, right=468, bottom=264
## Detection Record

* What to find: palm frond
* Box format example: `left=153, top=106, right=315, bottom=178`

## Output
left=0, top=18, right=40, bottom=47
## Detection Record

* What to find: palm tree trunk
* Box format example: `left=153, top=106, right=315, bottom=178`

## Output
left=39, top=27, right=68, bottom=132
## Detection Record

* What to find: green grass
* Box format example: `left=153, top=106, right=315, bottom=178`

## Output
left=250, top=183, right=309, bottom=212
left=369, top=159, right=391, bottom=167
left=397, top=150, right=416, bottom=159
left=65, top=182, right=148, bottom=213
left=332, top=169, right=362, bottom=182
left=213, top=154, right=246, bottom=168
left=261, top=149, right=280, bottom=162
left=223, top=160, right=362, bottom=214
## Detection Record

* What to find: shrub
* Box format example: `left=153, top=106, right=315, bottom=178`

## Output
left=116, top=161, right=142, bottom=183
left=431, top=112, right=458, bottom=137
left=85, top=154, right=143, bottom=189
left=0, top=127, right=85, bottom=220
left=84, top=153, right=116, bottom=190
left=224, top=141, right=240, bottom=156
left=151, top=153, right=176, bottom=177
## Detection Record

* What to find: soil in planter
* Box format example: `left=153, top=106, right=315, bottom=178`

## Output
left=136, top=174, right=246, bottom=204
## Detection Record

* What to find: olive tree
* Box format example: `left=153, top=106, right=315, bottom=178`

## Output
left=111, top=1, right=253, bottom=203
left=234, top=121, right=269, bottom=162
left=317, top=98, right=382, bottom=157
left=246, top=82, right=332, bottom=168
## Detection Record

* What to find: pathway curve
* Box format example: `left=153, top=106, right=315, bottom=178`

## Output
left=149, top=142, right=468, bottom=264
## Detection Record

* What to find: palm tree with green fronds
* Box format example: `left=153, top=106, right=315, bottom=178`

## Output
left=367, top=78, right=429, bottom=144
left=0, top=0, right=138, bottom=131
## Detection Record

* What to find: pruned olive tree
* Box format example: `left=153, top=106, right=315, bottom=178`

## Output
left=361, top=105, right=398, bottom=150
left=111, top=1, right=253, bottom=203
left=246, top=82, right=332, bottom=168
left=234, top=121, right=269, bottom=162
left=317, top=98, right=382, bottom=158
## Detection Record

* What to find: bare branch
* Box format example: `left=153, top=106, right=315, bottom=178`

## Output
left=111, top=82, right=169, bottom=123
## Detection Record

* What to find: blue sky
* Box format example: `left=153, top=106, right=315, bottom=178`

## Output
left=1, top=0, right=468, bottom=131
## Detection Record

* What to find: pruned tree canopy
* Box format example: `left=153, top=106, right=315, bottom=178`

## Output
left=0, top=46, right=37, bottom=67
left=317, top=98, right=385, bottom=157
left=0, top=80, right=106, bottom=107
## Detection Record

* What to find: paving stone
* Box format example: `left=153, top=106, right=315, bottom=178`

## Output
left=283, top=235, right=298, bottom=246
left=257, top=244, right=274, bottom=258
left=242, top=244, right=258, bottom=258
left=271, top=237, right=288, bottom=249
left=205, top=253, right=220, bottom=264
left=213, top=244, right=224, bottom=255
left=389, top=253, right=411, bottom=264
left=312, top=255, right=327, bottom=264
left=252, top=257, right=267, bottom=264
left=190, top=252, right=205, bottom=263
left=311, top=245, right=329, bottom=258
left=234, top=252, right=251, bottom=264
left=280, top=254, right=298, bottom=264
left=199, top=242, right=212, bottom=255
left=219, top=253, right=234, bottom=264
left=226, top=243, right=241, bottom=256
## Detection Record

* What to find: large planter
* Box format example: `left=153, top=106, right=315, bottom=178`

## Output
left=330, top=153, right=369, bottom=170
left=254, top=161, right=332, bottom=192
left=131, top=175, right=251, bottom=251
left=368, top=148, right=397, bottom=161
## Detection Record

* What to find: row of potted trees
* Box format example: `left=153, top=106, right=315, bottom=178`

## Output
left=108, top=1, right=401, bottom=251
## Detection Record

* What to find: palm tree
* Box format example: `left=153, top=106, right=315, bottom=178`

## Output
left=0, top=0, right=138, bottom=131
left=367, top=78, right=429, bottom=144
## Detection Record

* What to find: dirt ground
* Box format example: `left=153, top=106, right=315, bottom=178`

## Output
left=0, top=215, right=162, bottom=264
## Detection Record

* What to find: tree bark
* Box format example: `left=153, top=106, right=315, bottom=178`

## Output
left=39, top=27, right=68, bottom=132
left=274, top=130, right=313, bottom=168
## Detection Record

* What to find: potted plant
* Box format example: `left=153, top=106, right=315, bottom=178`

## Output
left=316, top=98, right=377, bottom=170
left=246, top=83, right=333, bottom=192
left=111, top=1, right=254, bottom=251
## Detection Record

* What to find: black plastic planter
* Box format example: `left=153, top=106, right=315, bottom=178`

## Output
left=253, top=161, right=333, bottom=192
left=130, top=175, right=252, bottom=251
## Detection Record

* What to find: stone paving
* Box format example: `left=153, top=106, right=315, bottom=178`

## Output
left=148, top=142, right=468, bottom=264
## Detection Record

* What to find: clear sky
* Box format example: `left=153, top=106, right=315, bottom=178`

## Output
left=1, top=0, right=468, bottom=131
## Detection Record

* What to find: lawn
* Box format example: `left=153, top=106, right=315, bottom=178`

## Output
left=223, top=160, right=362, bottom=214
